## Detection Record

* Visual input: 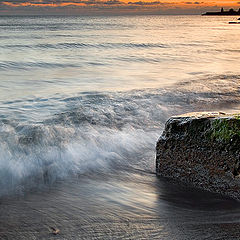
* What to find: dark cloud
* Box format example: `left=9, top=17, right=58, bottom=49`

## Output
left=0, top=0, right=124, bottom=5
left=103, top=0, right=122, bottom=5
left=184, top=2, right=203, bottom=4
left=128, top=1, right=162, bottom=5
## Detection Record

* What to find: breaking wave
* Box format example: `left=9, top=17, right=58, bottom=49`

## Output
left=0, top=74, right=240, bottom=196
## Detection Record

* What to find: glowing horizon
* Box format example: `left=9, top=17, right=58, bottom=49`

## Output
left=1, top=0, right=240, bottom=15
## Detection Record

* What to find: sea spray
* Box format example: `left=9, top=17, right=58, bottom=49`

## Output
left=0, top=75, right=240, bottom=196
left=0, top=115, right=159, bottom=196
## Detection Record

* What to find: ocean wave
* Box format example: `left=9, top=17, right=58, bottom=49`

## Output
left=0, top=121, right=158, bottom=196
left=0, top=61, right=79, bottom=70
left=1, top=42, right=168, bottom=50
left=0, top=74, right=240, bottom=196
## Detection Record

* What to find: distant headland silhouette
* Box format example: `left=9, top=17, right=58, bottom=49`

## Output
left=202, top=8, right=240, bottom=16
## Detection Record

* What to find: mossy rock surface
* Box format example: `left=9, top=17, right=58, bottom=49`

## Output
left=156, top=112, right=240, bottom=200
left=210, top=117, right=240, bottom=142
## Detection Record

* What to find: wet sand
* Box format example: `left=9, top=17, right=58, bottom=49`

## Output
left=1, top=169, right=240, bottom=240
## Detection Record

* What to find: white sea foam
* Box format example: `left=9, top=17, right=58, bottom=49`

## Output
left=0, top=81, right=239, bottom=196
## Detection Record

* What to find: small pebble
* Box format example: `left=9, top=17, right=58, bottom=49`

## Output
left=50, top=227, right=60, bottom=235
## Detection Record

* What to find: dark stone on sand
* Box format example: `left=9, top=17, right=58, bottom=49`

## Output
left=156, top=112, right=240, bottom=200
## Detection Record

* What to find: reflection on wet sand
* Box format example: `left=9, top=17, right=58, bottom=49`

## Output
left=1, top=170, right=240, bottom=239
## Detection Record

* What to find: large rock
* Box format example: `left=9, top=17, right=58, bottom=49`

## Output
left=156, top=112, right=240, bottom=200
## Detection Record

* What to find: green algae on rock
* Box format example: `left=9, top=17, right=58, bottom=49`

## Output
left=156, top=112, right=240, bottom=200
left=210, top=117, right=240, bottom=143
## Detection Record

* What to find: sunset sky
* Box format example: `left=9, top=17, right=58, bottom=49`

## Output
left=1, top=0, right=240, bottom=15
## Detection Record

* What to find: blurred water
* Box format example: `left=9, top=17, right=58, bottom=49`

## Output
left=1, top=15, right=240, bottom=239
left=1, top=15, right=240, bottom=99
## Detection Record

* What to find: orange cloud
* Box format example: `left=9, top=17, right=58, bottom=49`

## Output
left=2, top=0, right=240, bottom=7
left=1, top=0, right=240, bottom=14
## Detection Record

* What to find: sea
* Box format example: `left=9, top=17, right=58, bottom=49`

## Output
left=1, top=15, right=240, bottom=239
